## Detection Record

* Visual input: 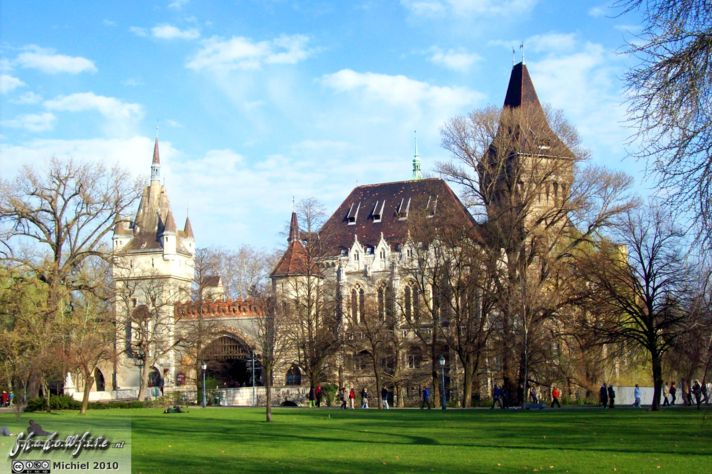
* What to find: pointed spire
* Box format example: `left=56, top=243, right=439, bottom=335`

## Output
left=151, top=137, right=161, bottom=182
left=412, top=130, right=422, bottom=180
left=503, top=62, right=544, bottom=113
left=288, top=211, right=299, bottom=243
left=184, top=216, right=194, bottom=239
left=164, top=210, right=177, bottom=233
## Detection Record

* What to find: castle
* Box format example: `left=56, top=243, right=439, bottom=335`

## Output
left=73, top=61, right=575, bottom=406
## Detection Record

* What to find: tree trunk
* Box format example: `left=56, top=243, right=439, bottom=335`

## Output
left=651, top=349, right=663, bottom=411
left=462, top=356, right=473, bottom=407
left=265, top=366, right=273, bottom=422
left=80, top=373, right=94, bottom=415
left=138, top=364, right=150, bottom=401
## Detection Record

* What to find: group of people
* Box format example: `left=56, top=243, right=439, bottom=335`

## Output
left=1, top=390, right=14, bottom=407
left=490, top=383, right=562, bottom=409
left=599, top=383, right=616, bottom=408
left=307, top=384, right=392, bottom=409
left=662, top=379, right=709, bottom=408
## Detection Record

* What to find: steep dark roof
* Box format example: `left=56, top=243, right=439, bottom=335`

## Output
left=503, top=62, right=544, bottom=111
left=318, top=178, right=478, bottom=256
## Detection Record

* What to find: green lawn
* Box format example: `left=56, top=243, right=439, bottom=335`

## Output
left=2, top=406, right=711, bottom=473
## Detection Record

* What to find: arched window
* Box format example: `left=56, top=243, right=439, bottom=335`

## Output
left=378, top=286, right=385, bottom=320
left=404, top=286, right=412, bottom=322
left=286, top=365, right=302, bottom=386
left=351, top=288, right=358, bottom=323
left=359, top=288, right=365, bottom=323
left=94, top=368, right=106, bottom=392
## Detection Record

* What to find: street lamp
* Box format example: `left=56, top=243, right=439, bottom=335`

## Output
left=439, top=354, right=446, bottom=411
left=251, top=351, right=256, bottom=407
left=201, top=362, right=207, bottom=408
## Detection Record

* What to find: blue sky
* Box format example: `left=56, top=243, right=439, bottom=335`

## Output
left=0, top=0, right=646, bottom=251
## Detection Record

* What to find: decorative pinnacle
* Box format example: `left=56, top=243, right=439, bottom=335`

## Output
left=412, top=130, right=422, bottom=180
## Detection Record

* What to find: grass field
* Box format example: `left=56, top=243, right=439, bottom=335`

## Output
left=1, top=406, right=710, bottom=473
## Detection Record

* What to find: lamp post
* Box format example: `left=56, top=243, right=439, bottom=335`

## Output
left=201, top=362, right=207, bottom=408
left=251, top=351, right=256, bottom=407
left=439, top=355, right=446, bottom=411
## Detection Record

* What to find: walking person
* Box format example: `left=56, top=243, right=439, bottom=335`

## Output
left=529, top=385, right=538, bottom=404
left=599, top=383, right=608, bottom=408
left=607, top=384, right=615, bottom=409
left=551, top=386, right=561, bottom=408
left=662, top=382, right=670, bottom=406
left=670, top=381, right=677, bottom=405
left=308, top=385, right=315, bottom=408
left=381, top=386, right=390, bottom=410
left=315, top=383, right=322, bottom=408
left=348, top=387, right=356, bottom=409
left=633, top=384, right=641, bottom=408
left=421, top=386, right=431, bottom=409
left=491, top=384, right=502, bottom=409
left=8, top=391, right=14, bottom=407
left=361, top=387, right=369, bottom=409
left=339, top=387, right=347, bottom=410
left=692, top=380, right=702, bottom=409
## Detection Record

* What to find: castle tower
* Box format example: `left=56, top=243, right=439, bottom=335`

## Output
left=110, top=137, right=195, bottom=396
left=481, top=62, right=574, bottom=232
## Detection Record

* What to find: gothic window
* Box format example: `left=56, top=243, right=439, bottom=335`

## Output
left=351, top=288, right=358, bottom=323
left=378, top=286, right=385, bottom=320
left=359, top=288, right=365, bottom=323
left=404, top=286, right=412, bottom=322
left=94, top=368, right=106, bottom=392
left=286, top=365, right=302, bottom=385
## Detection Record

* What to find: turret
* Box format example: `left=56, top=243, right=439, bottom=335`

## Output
left=162, top=210, right=177, bottom=255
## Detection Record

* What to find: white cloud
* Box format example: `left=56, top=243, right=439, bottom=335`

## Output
left=1, top=112, right=56, bottom=132
left=402, top=0, right=537, bottom=17
left=13, top=91, right=43, bottom=104
left=151, top=24, right=200, bottom=40
left=16, top=46, right=97, bottom=74
left=44, top=92, right=144, bottom=136
left=168, top=0, right=190, bottom=10
left=429, top=47, right=480, bottom=72
left=322, top=69, right=479, bottom=108
left=0, top=74, right=25, bottom=94
left=525, top=33, right=577, bottom=53
left=129, top=26, right=148, bottom=37
left=588, top=5, right=608, bottom=18
left=186, top=34, right=311, bottom=71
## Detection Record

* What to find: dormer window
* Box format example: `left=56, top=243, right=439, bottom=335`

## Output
left=346, top=202, right=361, bottom=225
left=353, top=251, right=360, bottom=262
left=371, top=200, right=385, bottom=222
left=397, top=197, right=411, bottom=220
left=426, top=195, right=438, bottom=218
left=379, top=249, right=386, bottom=260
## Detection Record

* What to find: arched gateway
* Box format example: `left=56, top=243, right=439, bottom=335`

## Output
left=201, top=335, right=262, bottom=388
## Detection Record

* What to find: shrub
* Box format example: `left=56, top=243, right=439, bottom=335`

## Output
left=25, top=395, right=81, bottom=412
left=321, top=383, right=338, bottom=407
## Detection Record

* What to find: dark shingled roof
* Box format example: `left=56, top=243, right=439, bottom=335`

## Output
left=503, top=62, right=543, bottom=111
left=318, top=178, right=478, bottom=256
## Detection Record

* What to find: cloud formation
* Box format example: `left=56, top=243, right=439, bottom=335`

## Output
left=0, top=74, right=25, bottom=94
left=187, top=35, right=312, bottom=71
left=44, top=92, right=144, bottom=136
left=152, top=24, right=200, bottom=40
left=402, top=0, right=538, bottom=17
left=1, top=112, right=56, bottom=132
left=429, top=47, right=480, bottom=72
left=16, top=46, right=97, bottom=74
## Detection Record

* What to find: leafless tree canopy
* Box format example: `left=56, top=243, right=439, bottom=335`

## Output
left=618, top=0, right=712, bottom=246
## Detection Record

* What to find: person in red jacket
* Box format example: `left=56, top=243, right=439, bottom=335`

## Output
left=348, top=387, right=356, bottom=409
left=551, top=386, right=561, bottom=408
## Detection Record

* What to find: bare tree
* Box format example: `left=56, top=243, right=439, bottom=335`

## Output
left=618, top=0, right=712, bottom=246
left=254, top=294, right=289, bottom=421
left=0, top=158, right=141, bottom=397
left=439, top=105, right=635, bottom=404
left=575, top=204, right=693, bottom=410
